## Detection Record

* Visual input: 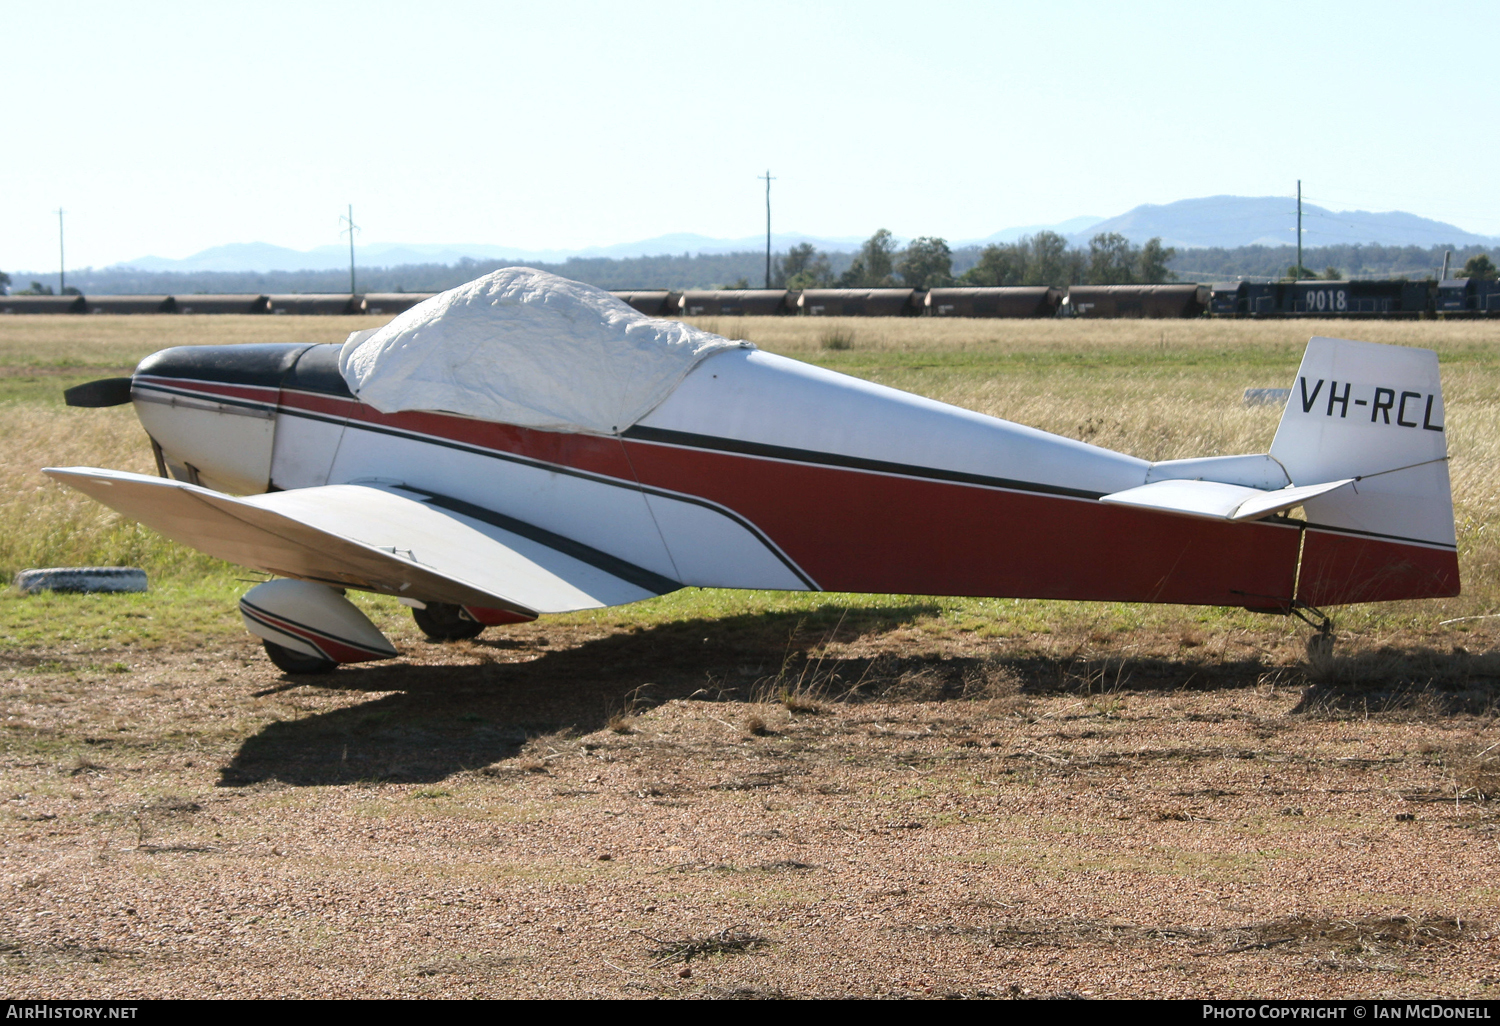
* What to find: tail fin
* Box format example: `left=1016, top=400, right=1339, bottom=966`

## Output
left=1271, top=336, right=1458, bottom=604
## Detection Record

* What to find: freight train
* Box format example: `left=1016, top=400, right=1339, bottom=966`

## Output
left=3, top=278, right=1497, bottom=319
left=1207, top=278, right=1500, bottom=317
left=0, top=293, right=419, bottom=316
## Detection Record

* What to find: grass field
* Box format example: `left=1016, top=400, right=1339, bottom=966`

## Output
left=2, top=313, right=1498, bottom=998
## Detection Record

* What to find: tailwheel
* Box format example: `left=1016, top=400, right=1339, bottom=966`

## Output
left=262, top=640, right=337, bottom=675
left=1291, top=601, right=1336, bottom=665
left=412, top=602, right=486, bottom=641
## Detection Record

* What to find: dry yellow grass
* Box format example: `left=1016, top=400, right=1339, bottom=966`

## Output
left=0, top=403, right=171, bottom=575
left=693, top=315, right=1500, bottom=458
left=0, top=313, right=389, bottom=369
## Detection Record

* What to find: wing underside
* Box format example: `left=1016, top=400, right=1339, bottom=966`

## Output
left=43, top=468, right=677, bottom=615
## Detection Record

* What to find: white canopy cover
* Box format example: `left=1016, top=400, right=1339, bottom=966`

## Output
left=338, top=268, right=747, bottom=435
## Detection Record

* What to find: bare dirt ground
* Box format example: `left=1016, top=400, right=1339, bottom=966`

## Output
left=3, top=608, right=1497, bottom=999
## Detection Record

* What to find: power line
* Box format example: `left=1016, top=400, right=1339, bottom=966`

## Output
left=1300, top=213, right=1484, bottom=243
left=339, top=204, right=360, bottom=295
left=1297, top=186, right=1500, bottom=232
left=757, top=170, right=775, bottom=289
left=1298, top=194, right=1495, bottom=240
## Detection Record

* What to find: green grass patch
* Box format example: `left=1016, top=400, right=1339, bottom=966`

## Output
left=2, top=575, right=249, bottom=650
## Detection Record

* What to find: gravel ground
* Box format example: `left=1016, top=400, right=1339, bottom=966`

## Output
left=2, top=616, right=1497, bottom=999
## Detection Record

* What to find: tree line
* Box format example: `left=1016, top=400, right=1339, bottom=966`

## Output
left=773, top=230, right=1176, bottom=289
left=1174, top=242, right=1498, bottom=282
left=3, top=275, right=83, bottom=296
left=0, top=231, right=1175, bottom=297
left=4, top=253, right=818, bottom=297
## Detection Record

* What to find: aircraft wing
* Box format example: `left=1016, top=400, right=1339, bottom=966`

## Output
left=43, top=468, right=678, bottom=615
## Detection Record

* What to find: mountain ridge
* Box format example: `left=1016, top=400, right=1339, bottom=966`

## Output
left=101, top=197, right=1496, bottom=275
left=1070, top=196, right=1493, bottom=251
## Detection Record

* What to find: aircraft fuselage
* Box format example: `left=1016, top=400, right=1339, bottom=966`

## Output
left=127, top=341, right=1458, bottom=611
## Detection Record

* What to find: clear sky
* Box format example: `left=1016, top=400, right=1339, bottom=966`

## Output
left=3, top=0, right=1494, bottom=271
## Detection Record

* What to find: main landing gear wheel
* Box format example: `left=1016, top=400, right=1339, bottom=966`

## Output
left=262, top=640, right=337, bottom=675
left=412, top=602, right=486, bottom=642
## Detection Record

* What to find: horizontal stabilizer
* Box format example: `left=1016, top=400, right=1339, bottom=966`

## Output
left=43, top=468, right=677, bottom=614
left=1145, top=453, right=1289, bottom=490
left=1100, top=477, right=1354, bottom=522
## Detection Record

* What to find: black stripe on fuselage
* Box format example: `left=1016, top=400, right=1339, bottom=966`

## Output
left=390, top=485, right=681, bottom=597
left=622, top=424, right=1108, bottom=500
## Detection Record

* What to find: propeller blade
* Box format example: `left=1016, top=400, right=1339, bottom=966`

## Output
left=64, top=377, right=134, bottom=407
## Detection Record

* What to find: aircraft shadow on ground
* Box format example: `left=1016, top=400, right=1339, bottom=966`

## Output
left=222, top=602, right=933, bottom=787
left=219, top=604, right=1500, bottom=788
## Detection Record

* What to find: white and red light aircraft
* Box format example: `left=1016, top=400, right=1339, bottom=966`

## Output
left=50, top=269, right=1458, bottom=674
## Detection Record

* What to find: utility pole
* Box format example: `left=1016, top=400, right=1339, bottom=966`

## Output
left=57, top=208, right=65, bottom=294
left=758, top=170, right=775, bottom=289
left=1295, top=180, right=1302, bottom=281
left=340, top=204, right=360, bottom=295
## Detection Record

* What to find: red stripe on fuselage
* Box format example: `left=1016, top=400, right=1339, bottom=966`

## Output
left=277, top=388, right=356, bottom=419
left=135, top=377, right=280, bottom=406
left=276, top=389, right=640, bottom=481
left=620, top=439, right=1302, bottom=605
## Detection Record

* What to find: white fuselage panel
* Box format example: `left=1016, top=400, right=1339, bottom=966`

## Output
left=638, top=349, right=1150, bottom=497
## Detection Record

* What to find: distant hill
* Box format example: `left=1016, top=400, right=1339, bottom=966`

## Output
left=114, top=232, right=873, bottom=274
left=52, top=250, right=856, bottom=296
left=1072, top=196, right=1496, bottom=250
left=965, top=216, right=1105, bottom=245
left=108, top=220, right=1114, bottom=276
left=102, top=198, right=1492, bottom=277
left=120, top=242, right=521, bottom=273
